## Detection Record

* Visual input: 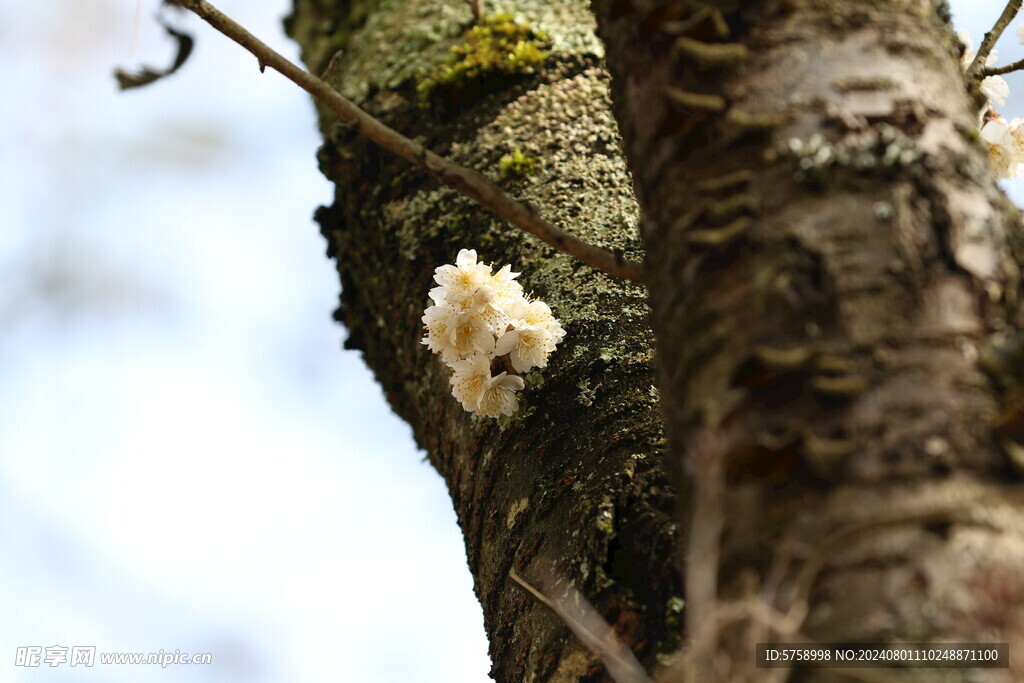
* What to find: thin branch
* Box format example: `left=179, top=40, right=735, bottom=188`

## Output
left=984, top=57, right=1024, bottom=77
left=656, top=598, right=802, bottom=682
left=682, top=428, right=728, bottom=681
left=509, top=568, right=651, bottom=683
left=967, top=0, right=1022, bottom=79
left=174, top=0, right=645, bottom=283
left=465, top=0, right=483, bottom=24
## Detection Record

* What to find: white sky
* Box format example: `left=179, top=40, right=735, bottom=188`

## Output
left=0, top=0, right=1016, bottom=681
left=0, top=1, right=489, bottom=681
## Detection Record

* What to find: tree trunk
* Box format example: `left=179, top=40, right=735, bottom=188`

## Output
left=591, top=0, right=1024, bottom=679
left=285, top=0, right=682, bottom=679
left=286, top=0, right=1024, bottom=679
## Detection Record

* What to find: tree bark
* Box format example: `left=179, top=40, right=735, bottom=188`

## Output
left=285, top=0, right=1024, bottom=679
left=285, top=1, right=682, bottom=680
left=591, top=0, right=1024, bottom=679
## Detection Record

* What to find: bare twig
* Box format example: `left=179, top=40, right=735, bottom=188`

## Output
left=509, top=568, right=651, bottom=683
left=174, top=0, right=644, bottom=282
left=967, top=0, right=1023, bottom=79
left=465, top=0, right=483, bottom=24
left=984, top=57, right=1024, bottom=76
left=656, top=597, right=800, bottom=682
left=658, top=595, right=901, bottom=682
left=682, top=429, right=729, bottom=680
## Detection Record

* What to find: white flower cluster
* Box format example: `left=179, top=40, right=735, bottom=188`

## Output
left=421, top=249, right=565, bottom=418
left=981, top=116, right=1024, bottom=179
left=958, top=28, right=1024, bottom=179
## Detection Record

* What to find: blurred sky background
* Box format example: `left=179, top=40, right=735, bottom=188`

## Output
left=0, top=1, right=1018, bottom=681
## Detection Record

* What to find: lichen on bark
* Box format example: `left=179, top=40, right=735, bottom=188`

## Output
left=286, top=0, right=682, bottom=679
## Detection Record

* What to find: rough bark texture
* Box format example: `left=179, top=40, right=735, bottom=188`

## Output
left=285, top=1, right=682, bottom=680
left=591, top=0, right=1024, bottom=680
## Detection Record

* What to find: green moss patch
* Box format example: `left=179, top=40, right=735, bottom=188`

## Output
left=499, top=148, right=539, bottom=178
left=418, top=12, right=550, bottom=105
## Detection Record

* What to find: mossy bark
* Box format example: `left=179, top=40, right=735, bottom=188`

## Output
left=286, top=0, right=681, bottom=680
left=592, top=0, right=1024, bottom=679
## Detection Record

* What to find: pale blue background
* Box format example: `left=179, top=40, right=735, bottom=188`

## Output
left=0, top=1, right=1014, bottom=681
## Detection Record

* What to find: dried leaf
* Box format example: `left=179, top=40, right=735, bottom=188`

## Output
left=114, top=16, right=193, bottom=91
